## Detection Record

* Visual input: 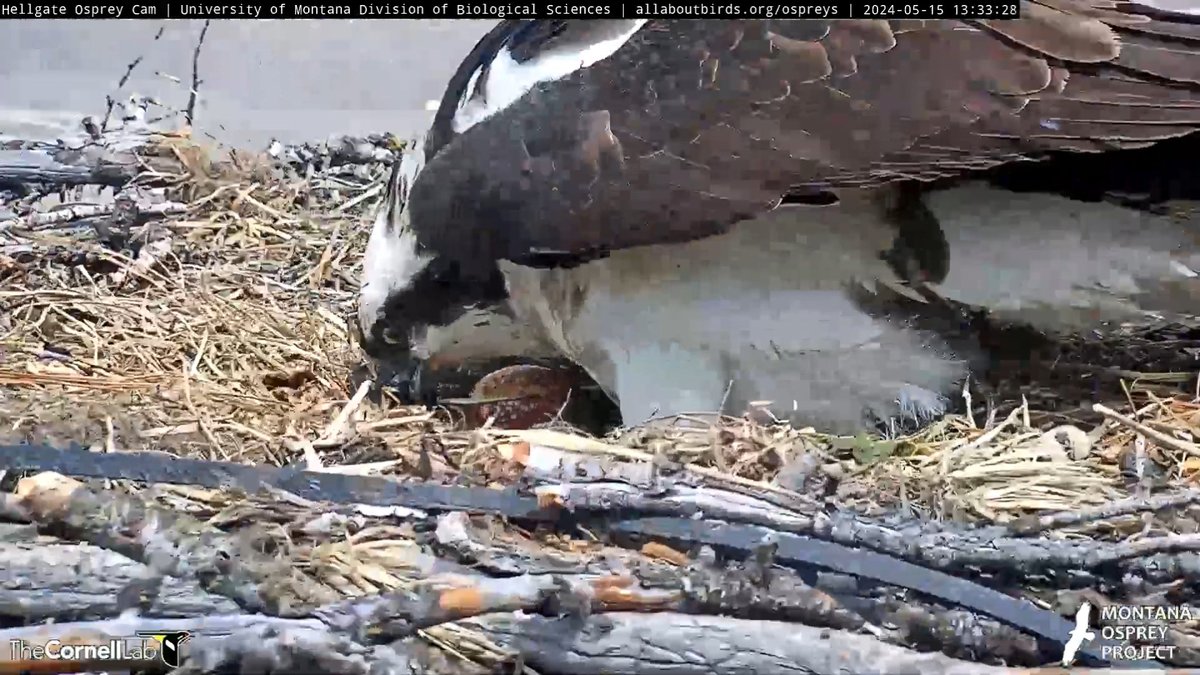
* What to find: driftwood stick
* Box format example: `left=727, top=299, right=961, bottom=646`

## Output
left=670, top=547, right=1053, bottom=666
left=100, top=25, right=165, bottom=132
left=0, top=160, right=138, bottom=190
left=884, top=603, right=1043, bottom=666
left=11, top=472, right=294, bottom=615
left=609, top=517, right=1150, bottom=668
left=431, top=510, right=636, bottom=576
left=0, top=523, right=239, bottom=622
left=178, top=623, right=415, bottom=675
left=0, top=130, right=171, bottom=191
left=431, top=513, right=1041, bottom=666
left=0, top=200, right=187, bottom=231
left=8, top=443, right=1200, bottom=588
left=0, top=510, right=1064, bottom=670
left=538, top=480, right=813, bottom=531
left=547, top=481, right=1200, bottom=579
left=314, top=572, right=680, bottom=640
left=185, top=21, right=211, bottom=126
left=1007, top=489, right=1200, bottom=536
left=268, top=134, right=401, bottom=170
left=471, top=612, right=1175, bottom=675
left=1093, top=403, right=1200, bottom=458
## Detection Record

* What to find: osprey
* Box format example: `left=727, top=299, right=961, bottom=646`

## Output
left=357, top=12, right=1200, bottom=435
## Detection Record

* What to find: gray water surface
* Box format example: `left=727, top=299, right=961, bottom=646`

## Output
left=0, top=19, right=494, bottom=148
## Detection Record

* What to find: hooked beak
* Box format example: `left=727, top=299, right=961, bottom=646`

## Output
left=353, top=320, right=435, bottom=406
left=369, top=353, right=436, bottom=406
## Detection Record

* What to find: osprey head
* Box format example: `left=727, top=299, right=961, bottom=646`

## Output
left=355, top=137, right=545, bottom=402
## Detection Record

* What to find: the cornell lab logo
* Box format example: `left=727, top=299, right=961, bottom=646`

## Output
left=136, top=631, right=191, bottom=668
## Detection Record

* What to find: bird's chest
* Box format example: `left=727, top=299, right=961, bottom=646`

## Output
left=497, top=204, right=908, bottom=388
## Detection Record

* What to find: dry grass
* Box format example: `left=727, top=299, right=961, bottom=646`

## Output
left=1, top=131, right=369, bottom=464
left=4, top=131, right=1200, bottom=667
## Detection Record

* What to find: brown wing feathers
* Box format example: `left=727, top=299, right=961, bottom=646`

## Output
left=410, top=8, right=1200, bottom=265
left=816, top=1, right=1200, bottom=186
left=976, top=2, right=1121, bottom=62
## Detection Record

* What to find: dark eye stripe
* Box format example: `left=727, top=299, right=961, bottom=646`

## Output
left=377, top=256, right=510, bottom=344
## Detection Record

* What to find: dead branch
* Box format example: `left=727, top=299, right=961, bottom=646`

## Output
left=0, top=523, right=239, bottom=622
left=177, top=624, right=440, bottom=675
left=537, top=480, right=813, bottom=529
left=100, top=25, right=165, bottom=132
left=884, top=603, right=1044, bottom=666
left=430, top=511, right=636, bottom=576
left=545, top=481, right=1200, bottom=584
left=269, top=134, right=402, bottom=171
left=504, top=441, right=658, bottom=487
left=1006, top=489, right=1200, bottom=536
left=314, top=572, right=679, bottom=641
left=1094, top=403, right=1200, bottom=458
left=0, top=130, right=172, bottom=192
left=1, top=440, right=1195, bottom=669
left=0, top=200, right=187, bottom=232
left=185, top=21, right=211, bottom=126
left=10, top=472, right=308, bottom=615
left=0, top=507, right=1069, bottom=670
left=676, top=549, right=865, bottom=631
left=0, top=157, right=139, bottom=190
left=428, top=512, right=1044, bottom=665
left=471, top=612, right=1176, bottom=675
left=9, top=443, right=1200, bottom=592
left=609, top=517, right=1148, bottom=667
left=179, top=626, right=487, bottom=675
left=668, top=544, right=1051, bottom=666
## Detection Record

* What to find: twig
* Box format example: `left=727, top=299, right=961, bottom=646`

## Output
left=314, top=573, right=679, bottom=639
left=0, top=200, right=186, bottom=231
left=10, top=471, right=285, bottom=615
left=1007, top=489, right=1200, bottom=536
left=0, top=522, right=240, bottom=621
left=1093, top=403, right=1200, bottom=458
left=269, top=135, right=401, bottom=170
left=472, top=612, right=1159, bottom=675
left=608, top=517, right=1148, bottom=667
left=100, top=25, right=165, bottom=133
left=180, top=623, right=425, bottom=675
left=7, top=442, right=1200, bottom=589
left=185, top=20, right=211, bottom=126
left=489, top=428, right=813, bottom=503
left=181, top=355, right=226, bottom=459
left=0, top=158, right=139, bottom=190
left=314, top=379, right=373, bottom=448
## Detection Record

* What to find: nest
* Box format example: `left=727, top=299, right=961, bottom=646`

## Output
left=4, top=129, right=1200, bottom=674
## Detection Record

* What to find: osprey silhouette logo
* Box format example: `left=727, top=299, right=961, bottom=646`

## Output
left=136, top=631, right=191, bottom=668
left=1062, top=602, right=1096, bottom=667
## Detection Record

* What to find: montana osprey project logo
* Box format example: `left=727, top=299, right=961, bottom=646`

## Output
left=1062, top=602, right=1096, bottom=666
